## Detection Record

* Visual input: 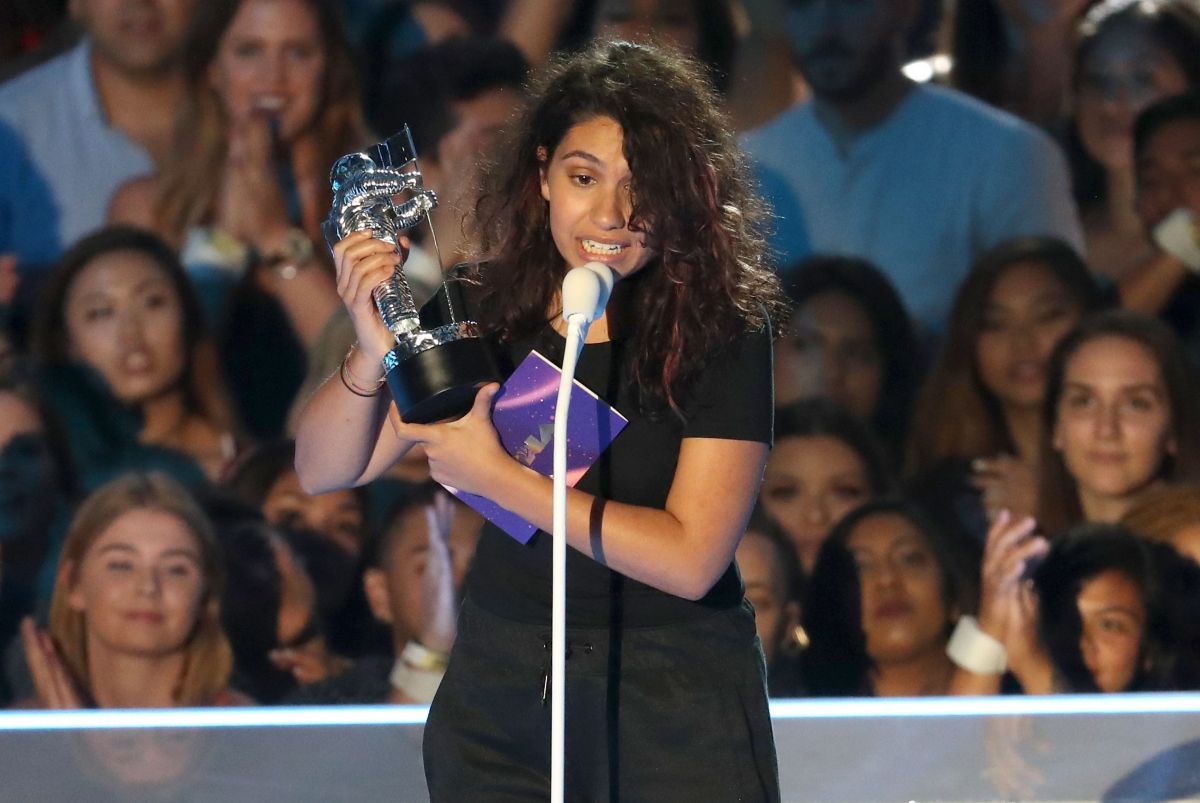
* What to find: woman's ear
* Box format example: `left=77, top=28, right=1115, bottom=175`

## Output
left=538, top=146, right=551, bottom=203
left=362, top=568, right=393, bottom=626
left=61, top=560, right=85, bottom=613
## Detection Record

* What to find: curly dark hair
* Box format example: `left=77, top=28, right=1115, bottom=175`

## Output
left=1033, top=522, right=1200, bottom=692
left=468, top=39, right=786, bottom=413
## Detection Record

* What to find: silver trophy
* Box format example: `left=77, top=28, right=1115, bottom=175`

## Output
left=324, top=127, right=504, bottom=423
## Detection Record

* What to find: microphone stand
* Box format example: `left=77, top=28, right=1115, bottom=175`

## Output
left=549, top=262, right=612, bottom=803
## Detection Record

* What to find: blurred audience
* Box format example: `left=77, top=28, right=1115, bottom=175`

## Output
left=1122, top=482, right=1200, bottom=565
left=776, top=256, right=921, bottom=467
left=908, top=237, right=1106, bottom=541
left=1119, top=92, right=1200, bottom=363
left=743, top=0, right=1084, bottom=330
left=289, top=482, right=481, bottom=704
left=19, top=473, right=243, bottom=708
left=1066, top=0, right=1200, bottom=281
left=224, top=440, right=367, bottom=557
left=735, top=512, right=804, bottom=696
left=800, top=499, right=979, bottom=697
left=0, top=0, right=194, bottom=270
left=31, top=226, right=238, bottom=484
left=1039, top=310, right=1200, bottom=534
left=760, top=400, right=894, bottom=575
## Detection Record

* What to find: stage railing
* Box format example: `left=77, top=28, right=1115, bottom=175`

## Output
left=3, top=694, right=1199, bottom=801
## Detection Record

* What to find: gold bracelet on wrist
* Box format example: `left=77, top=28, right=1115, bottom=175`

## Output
left=339, top=344, right=385, bottom=397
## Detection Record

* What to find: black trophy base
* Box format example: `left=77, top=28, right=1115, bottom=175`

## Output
left=386, top=336, right=507, bottom=424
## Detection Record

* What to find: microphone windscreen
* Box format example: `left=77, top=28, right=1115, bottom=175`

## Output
left=562, top=262, right=615, bottom=323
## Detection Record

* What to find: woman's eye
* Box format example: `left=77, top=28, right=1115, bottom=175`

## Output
left=1123, top=395, right=1158, bottom=414
left=165, top=563, right=196, bottom=579
left=106, top=561, right=134, bottom=572
left=1063, top=392, right=1094, bottom=411
left=143, top=292, right=171, bottom=310
left=570, top=174, right=595, bottom=187
left=84, top=307, right=114, bottom=322
left=232, top=41, right=262, bottom=59
left=831, top=484, right=865, bottom=501
left=766, top=485, right=797, bottom=502
left=899, top=550, right=930, bottom=569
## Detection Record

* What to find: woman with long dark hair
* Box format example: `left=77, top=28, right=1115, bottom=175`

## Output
left=295, top=40, right=786, bottom=801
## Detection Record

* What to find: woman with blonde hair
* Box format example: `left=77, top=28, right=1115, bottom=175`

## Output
left=21, top=472, right=241, bottom=708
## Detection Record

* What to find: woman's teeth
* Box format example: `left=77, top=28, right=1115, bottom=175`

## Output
left=582, top=240, right=624, bottom=255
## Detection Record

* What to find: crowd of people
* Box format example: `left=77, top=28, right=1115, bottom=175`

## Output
left=1, top=0, right=1200, bottom=721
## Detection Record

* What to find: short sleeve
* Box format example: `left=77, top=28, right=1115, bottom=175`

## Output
left=681, top=322, right=774, bottom=445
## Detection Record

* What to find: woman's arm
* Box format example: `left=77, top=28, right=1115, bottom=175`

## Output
left=393, top=386, right=769, bottom=601
left=294, top=232, right=419, bottom=493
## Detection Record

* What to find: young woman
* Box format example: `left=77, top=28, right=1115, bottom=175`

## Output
left=760, top=399, right=894, bottom=575
left=908, top=237, right=1104, bottom=539
left=1067, top=0, right=1200, bottom=280
left=32, top=226, right=238, bottom=483
left=802, top=499, right=979, bottom=697
left=959, top=515, right=1200, bottom=694
left=1039, top=310, right=1200, bottom=535
left=295, top=41, right=786, bottom=801
left=775, top=256, right=920, bottom=468
left=20, top=472, right=240, bottom=708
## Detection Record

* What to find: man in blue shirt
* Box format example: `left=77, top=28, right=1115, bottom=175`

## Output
left=741, top=0, right=1085, bottom=331
left=0, top=0, right=194, bottom=271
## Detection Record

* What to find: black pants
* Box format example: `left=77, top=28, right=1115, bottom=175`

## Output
left=423, top=596, right=780, bottom=803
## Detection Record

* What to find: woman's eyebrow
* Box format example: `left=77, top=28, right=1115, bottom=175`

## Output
left=558, top=149, right=602, bottom=165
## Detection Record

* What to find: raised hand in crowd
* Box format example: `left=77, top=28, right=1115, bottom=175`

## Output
left=971, top=454, right=1039, bottom=523
left=20, top=617, right=86, bottom=710
left=418, top=491, right=461, bottom=656
left=951, top=510, right=1053, bottom=695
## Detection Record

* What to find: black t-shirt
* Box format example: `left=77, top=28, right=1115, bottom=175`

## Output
left=418, top=278, right=774, bottom=627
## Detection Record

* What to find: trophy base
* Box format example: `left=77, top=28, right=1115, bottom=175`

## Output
left=386, top=336, right=507, bottom=424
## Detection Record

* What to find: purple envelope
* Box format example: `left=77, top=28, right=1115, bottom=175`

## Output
left=443, top=350, right=628, bottom=543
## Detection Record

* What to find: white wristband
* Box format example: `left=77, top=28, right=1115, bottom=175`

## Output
left=946, top=615, right=1008, bottom=675
left=1153, top=208, right=1200, bottom=271
left=389, top=659, right=445, bottom=704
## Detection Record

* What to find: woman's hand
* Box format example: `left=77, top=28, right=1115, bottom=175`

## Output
left=977, top=510, right=1047, bottom=643
left=21, top=617, right=85, bottom=709
left=332, top=231, right=411, bottom=363
left=418, top=491, right=460, bottom=655
left=269, top=638, right=351, bottom=686
left=216, top=114, right=292, bottom=249
left=971, top=455, right=1039, bottom=523
left=390, top=383, right=509, bottom=498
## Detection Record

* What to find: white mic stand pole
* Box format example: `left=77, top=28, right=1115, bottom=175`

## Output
left=550, top=263, right=613, bottom=803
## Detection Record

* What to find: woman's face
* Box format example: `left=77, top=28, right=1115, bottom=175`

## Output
left=775, top=290, right=882, bottom=418
left=846, top=512, right=951, bottom=666
left=539, top=115, right=656, bottom=279
left=1077, top=568, right=1147, bottom=692
left=64, top=250, right=187, bottom=406
left=1054, top=336, right=1175, bottom=507
left=975, top=261, right=1084, bottom=410
left=68, top=509, right=206, bottom=659
left=735, top=529, right=799, bottom=665
left=761, top=435, right=873, bottom=573
left=593, top=0, right=701, bottom=57
left=262, top=468, right=364, bottom=556
left=1075, top=23, right=1190, bottom=172
left=208, top=0, right=326, bottom=140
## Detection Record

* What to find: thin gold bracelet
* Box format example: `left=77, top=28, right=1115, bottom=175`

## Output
left=339, top=345, right=385, bottom=397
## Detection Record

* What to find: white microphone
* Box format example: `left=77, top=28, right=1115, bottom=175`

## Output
left=561, top=261, right=616, bottom=326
